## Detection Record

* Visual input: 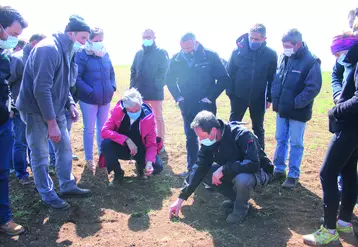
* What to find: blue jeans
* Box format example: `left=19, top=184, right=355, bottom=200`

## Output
left=12, top=113, right=29, bottom=179
left=182, top=114, right=199, bottom=170
left=79, top=101, right=110, bottom=161
left=273, top=114, right=306, bottom=179
left=0, top=119, right=13, bottom=224
left=21, top=112, right=77, bottom=202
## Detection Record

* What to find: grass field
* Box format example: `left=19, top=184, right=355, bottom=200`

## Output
left=1, top=67, right=357, bottom=247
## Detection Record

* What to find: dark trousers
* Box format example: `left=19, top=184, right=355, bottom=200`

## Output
left=229, top=96, right=265, bottom=150
left=320, top=129, right=358, bottom=229
left=101, top=139, right=163, bottom=175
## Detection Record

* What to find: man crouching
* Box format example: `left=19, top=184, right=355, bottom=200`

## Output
left=169, top=110, right=273, bottom=224
left=100, top=88, right=163, bottom=187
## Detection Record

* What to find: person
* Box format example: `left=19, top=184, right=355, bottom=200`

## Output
left=166, top=32, right=230, bottom=178
left=130, top=29, right=169, bottom=150
left=76, top=27, right=116, bottom=172
left=348, top=8, right=358, bottom=29
left=270, top=29, right=322, bottom=188
left=13, top=39, right=25, bottom=52
left=7, top=33, right=45, bottom=185
left=169, top=111, right=273, bottom=224
left=0, top=5, right=27, bottom=235
left=16, top=15, right=92, bottom=210
left=226, top=23, right=277, bottom=150
left=303, top=34, right=358, bottom=246
left=100, top=88, right=163, bottom=187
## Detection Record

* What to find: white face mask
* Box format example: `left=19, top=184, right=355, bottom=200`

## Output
left=283, top=48, right=294, bottom=57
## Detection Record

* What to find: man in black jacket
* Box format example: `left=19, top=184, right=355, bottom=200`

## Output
left=166, top=32, right=230, bottom=177
left=130, top=29, right=169, bottom=149
left=169, top=111, right=273, bottom=224
left=227, top=24, right=277, bottom=150
left=0, top=5, right=27, bottom=235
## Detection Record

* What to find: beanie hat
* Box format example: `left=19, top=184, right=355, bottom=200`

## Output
left=65, top=15, right=91, bottom=33
left=330, top=34, right=358, bottom=55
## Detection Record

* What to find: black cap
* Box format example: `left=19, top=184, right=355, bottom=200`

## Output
left=64, top=15, right=90, bottom=33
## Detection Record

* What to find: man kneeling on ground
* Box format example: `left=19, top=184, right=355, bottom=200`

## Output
left=169, top=110, right=274, bottom=224
left=100, top=88, right=163, bottom=187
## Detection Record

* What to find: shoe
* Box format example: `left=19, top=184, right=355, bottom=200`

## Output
left=203, top=182, right=213, bottom=190
left=9, top=169, right=15, bottom=174
left=271, top=172, right=286, bottom=181
left=0, top=220, right=25, bottom=236
left=282, top=177, right=298, bottom=188
left=59, top=187, right=92, bottom=198
left=43, top=198, right=70, bottom=210
left=178, top=171, right=189, bottom=178
left=72, top=154, right=79, bottom=161
left=49, top=165, right=56, bottom=176
left=337, top=221, right=354, bottom=235
left=303, top=225, right=340, bottom=246
left=109, top=170, right=124, bottom=188
left=18, top=177, right=34, bottom=185
left=86, top=160, right=95, bottom=172
left=226, top=213, right=246, bottom=224
left=221, top=200, right=234, bottom=209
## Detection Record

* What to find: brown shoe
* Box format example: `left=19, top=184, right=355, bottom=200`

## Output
left=0, top=220, right=25, bottom=236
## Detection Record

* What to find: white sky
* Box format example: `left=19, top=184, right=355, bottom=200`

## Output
left=3, top=0, right=357, bottom=70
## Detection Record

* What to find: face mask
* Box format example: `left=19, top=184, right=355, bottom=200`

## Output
left=0, top=29, right=19, bottom=49
left=283, top=48, right=294, bottom=57
left=127, top=109, right=142, bottom=121
left=249, top=41, right=263, bottom=51
left=72, top=41, right=82, bottom=53
left=91, top=41, right=106, bottom=57
left=143, top=39, right=154, bottom=47
left=200, top=137, right=216, bottom=147
left=337, top=53, right=350, bottom=67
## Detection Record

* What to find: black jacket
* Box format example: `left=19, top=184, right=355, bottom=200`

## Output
left=166, top=43, right=230, bottom=116
left=271, top=44, right=322, bottom=122
left=329, top=42, right=358, bottom=133
left=0, top=49, right=11, bottom=126
left=130, top=44, right=169, bottom=101
left=179, top=120, right=274, bottom=200
left=226, top=33, right=278, bottom=103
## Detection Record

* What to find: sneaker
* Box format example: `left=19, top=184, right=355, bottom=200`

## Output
left=271, top=172, right=286, bottom=181
left=178, top=171, right=189, bottom=178
left=86, top=160, right=95, bottom=172
left=108, top=170, right=124, bottom=188
left=337, top=221, right=354, bottom=234
left=59, top=187, right=92, bottom=198
left=226, top=213, right=246, bottom=224
left=0, top=220, right=25, bottom=236
left=282, top=177, right=298, bottom=188
left=221, top=200, right=234, bottom=209
left=49, top=165, right=56, bottom=176
left=18, top=177, right=34, bottom=185
left=303, top=225, right=340, bottom=246
left=9, top=169, right=15, bottom=174
left=203, top=182, right=213, bottom=190
left=72, top=154, right=79, bottom=161
left=43, top=198, right=70, bottom=210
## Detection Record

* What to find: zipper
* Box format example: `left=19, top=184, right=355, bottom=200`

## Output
left=248, top=54, right=256, bottom=105
left=99, top=57, right=105, bottom=105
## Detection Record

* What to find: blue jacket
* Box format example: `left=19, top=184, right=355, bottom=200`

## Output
left=226, top=33, right=278, bottom=103
left=75, top=50, right=116, bottom=105
left=271, top=44, right=322, bottom=122
left=16, top=33, right=76, bottom=121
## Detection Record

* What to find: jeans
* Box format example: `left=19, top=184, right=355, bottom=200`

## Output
left=79, top=101, right=110, bottom=161
left=12, top=113, right=30, bottom=179
left=202, top=164, right=270, bottom=217
left=320, top=129, right=358, bottom=229
left=0, top=119, right=13, bottom=224
left=21, top=112, right=77, bottom=202
left=229, top=96, right=266, bottom=150
left=273, top=114, right=306, bottom=179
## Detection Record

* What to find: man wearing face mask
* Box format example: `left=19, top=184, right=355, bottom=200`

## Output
left=0, top=5, right=27, bottom=235
left=271, top=29, right=322, bottom=188
left=169, top=110, right=273, bottom=224
left=130, top=29, right=169, bottom=151
left=166, top=32, right=230, bottom=178
left=226, top=24, right=277, bottom=150
left=16, top=15, right=92, bottom=210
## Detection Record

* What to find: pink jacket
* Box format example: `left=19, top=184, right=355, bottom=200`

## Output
left=101, top=101, right=157, bottom=163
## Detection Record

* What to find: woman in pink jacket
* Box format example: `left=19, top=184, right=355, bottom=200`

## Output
left=101, top=88, right=163, bottom=186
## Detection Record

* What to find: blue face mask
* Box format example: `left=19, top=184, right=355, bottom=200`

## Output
left=337, top=53, right=350, bottom=67
left=200, top=137, right=216, bottom=147
left=127, top=109, right=142, bottom=121
left=249, top=41, right=262, bottom=51
left=0, top=31, right=19, bottom=49
left=143, top=39, right=154, bottom=47
left=72, top=41, right=83, bottom=53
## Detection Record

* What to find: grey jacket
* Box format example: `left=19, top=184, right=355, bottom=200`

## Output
left=16, top=33, right=77, bottom=121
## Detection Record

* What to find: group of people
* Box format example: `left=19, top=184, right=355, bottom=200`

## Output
left=1, top=4, right=358, bottom=246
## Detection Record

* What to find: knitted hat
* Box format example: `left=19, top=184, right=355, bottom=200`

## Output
left=330, top=34, right=358, bottom=54
left=65, top=15, right=90, bottom=33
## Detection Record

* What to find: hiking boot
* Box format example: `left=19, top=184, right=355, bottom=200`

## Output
left=271, top=172, right=286, bottom=181
left=109, top=170, right=124, bottom=188
left=226, top=213, right=246, bottom=224
left=59, top=187, right=92, bottom=198
left=43, top=198, right=70, bottom=210
left=18, top=177, right=34, bottom=185
left=303, top=225, right=340, bottom=246
left=72, top=154, right=79, bottom=161
left=0, top=220, right=25, bottom=236
left=282, top=177, right=298, bottom=188
left=49, top=165, right=56, bottom=176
